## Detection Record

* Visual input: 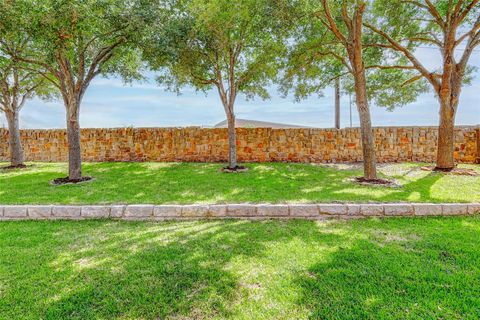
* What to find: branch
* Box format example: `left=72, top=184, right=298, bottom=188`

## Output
left=458, top=26, right=480, bottom=70
left=455, top=14, right=480, bottom=47
left=400, top=0, right=445, bottom=29
left=191, top=73, right=217, bottom=85
left=401, top=74, right=423, bottom=86
left=366, top=65, right=417, bottom=70
left=318, top=0, right=348, bottom=45
left=14, top=56, right=58, bottom=79
left=455, top=0, right=479, bottom=25
left=20, top=66, right=60, bottom=90
left=84, top=39, right=125, bottom=85
left=364, top=22, right=441, bottom=91
left=424, top=0, right=446, bottom=29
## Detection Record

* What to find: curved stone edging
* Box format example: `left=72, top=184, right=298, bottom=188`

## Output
left=0, top=203, right=479, bottom=220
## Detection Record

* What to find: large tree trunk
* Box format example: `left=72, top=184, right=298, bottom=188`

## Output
left=353, top=72, right=377, bottom=180
left=226, top=113, right=237, bottom=169
left=5, top=110, right=25, bottom=167
left=435, top=99, right=457, bottom=170
left=348, top=3, right=377, bottom=180
left=66, top=105, right=82, bottom=180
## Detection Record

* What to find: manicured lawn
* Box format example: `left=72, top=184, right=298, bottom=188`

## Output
left=1, top=162, right=479, bottom=204
left=0, top=217, right=479, bottom=319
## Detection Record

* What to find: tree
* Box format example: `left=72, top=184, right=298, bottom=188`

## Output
left=0, top=53, right=51, bottom=168
left=281, top=0, right=425, bottom=181
left=0, top=3, right=54, bottom=169
left=140, top=0, right=285, bottom=170
left=367, top=0, right=480, bottom=171
left=1, top=0, right=143, bottom=181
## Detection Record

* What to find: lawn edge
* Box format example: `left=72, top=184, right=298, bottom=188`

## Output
left=0, top=203, right=479, bottom=220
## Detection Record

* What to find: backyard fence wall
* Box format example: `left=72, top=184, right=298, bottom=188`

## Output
left=0, top=126, right=478, bottom=164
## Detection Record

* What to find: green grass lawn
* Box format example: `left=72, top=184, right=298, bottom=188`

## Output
left=0, top=218, right=479, bottom=319
left=1, top=162, right=479, bottom=204
left=1, top=162, right=480, bottom=205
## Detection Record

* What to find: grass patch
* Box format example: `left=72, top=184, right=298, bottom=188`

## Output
left=0, top=162, right=479, bottom=204
left=0, top=217, right=479, bottom=319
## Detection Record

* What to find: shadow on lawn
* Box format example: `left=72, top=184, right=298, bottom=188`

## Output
left=1, top=218, right=480, bottom=319
left=105, top=162, right=450, bottom=203
left=294, top=217, right=480, bottom=319
left=0, top=162, right=472, bottom=204
left=0, top=219, right=330, bottom=319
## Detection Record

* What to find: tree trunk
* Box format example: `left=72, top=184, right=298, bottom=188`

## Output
left=66, top=105, right=82, bottom=180
left=335, top=78, right=340, bottom=129
left=435, top=99, right=457, bottom=170
left=353, top=72, right=377, bottom=180
left=5, top=110, right=24, bottom=167
left=226, top=113, right=237, bottom=169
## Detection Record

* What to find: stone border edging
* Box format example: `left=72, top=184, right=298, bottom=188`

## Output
left=0, top=203, right=479, bottom=220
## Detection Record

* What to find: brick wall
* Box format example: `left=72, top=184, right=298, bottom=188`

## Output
left=0, top=126, right=478, bottom=163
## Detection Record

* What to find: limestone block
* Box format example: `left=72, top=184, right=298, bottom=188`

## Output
left=227, top=204, right=257, bottom=217
left=28, top=206, right=52, bottom=219
left=384, top=204, right=414, bottom=216
left=4, top=206, right=28, bottom=218
left=257, top=204, right=289, bottom=217
left=124, top=205, right=154, bottom=218
left=52, top=206, right=82, bottom=218
left=154, top=205, right=183, bottom=218
left=360, top=204, right=384, bottom=216
left=81, top=206, right=110, bottom=218
left=414, top=204, right=442, bottom=216
left=318, top=204, right=348, bottom=215
left=289, top=204, right=319, bottom=217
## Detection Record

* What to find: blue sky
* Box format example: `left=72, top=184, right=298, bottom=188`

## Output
left=1, top=48, right=479, bottom=129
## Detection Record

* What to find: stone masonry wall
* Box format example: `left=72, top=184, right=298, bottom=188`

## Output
left=0, top=126, right=478, bottom=163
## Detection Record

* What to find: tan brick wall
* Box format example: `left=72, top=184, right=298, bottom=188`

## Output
left=0, top=126, right=478, bottom=163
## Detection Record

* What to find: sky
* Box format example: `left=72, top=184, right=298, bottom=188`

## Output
left=1, top=48, right=479, bottom=129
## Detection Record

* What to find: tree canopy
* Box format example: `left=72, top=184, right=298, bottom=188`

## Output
left=280, top=0, right=428, bottom=110
left=141, top=0, right=287, bottom=100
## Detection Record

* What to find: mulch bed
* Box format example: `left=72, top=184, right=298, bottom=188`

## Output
left=221, top=166, right=249, bottom=173
left=354, top=177, right=401, bottom=188
left=51, top=176, right=94, bottom=185
left=421, top=166, right=479, bottom=176
left=1, top=164, right=28, bottom=170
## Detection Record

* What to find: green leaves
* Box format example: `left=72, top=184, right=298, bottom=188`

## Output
left=1, top=0, right=146, bottom=91
left=279, top=0, right=432, bottom=109
left=140, top=0, right=287, bottom=102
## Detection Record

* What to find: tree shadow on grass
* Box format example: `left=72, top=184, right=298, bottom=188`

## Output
left=294, top=217, right=480, bottom=319
left=84, top=162, right=449, bottom=204
left=0, top=219, right=337, bottom=319
left=2, top=217, right=479, bottom=319
left=0, top=162, right=475, bottom=204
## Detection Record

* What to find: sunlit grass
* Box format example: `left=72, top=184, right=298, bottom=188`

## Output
left=0, top=217, right=479, bottom=319
left=0, top=162, right=479, bottom=204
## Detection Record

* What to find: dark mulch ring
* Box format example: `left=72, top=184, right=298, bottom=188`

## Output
left=353, top=177, right=402, bottom=188
left=421, top=166, right=479, bottom=176
left=221, top=165, right=249, bottom=173
left=50, top=176, right=94, bottom=186
left=1, top=164, right=28, bottom=170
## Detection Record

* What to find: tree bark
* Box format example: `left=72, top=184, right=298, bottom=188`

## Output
left=353, top=72, right=378, bottom=180
left=435, top=98, right=457, bottom=170
left=335, top=78, right=340, bottom=129
left=66, top=104, right=82, bottom=180
left=226, top=113, right=237, bottom=169
left=5, top=110, right=24, bottom=167
left=350, top=3, right=377, bottom=181
left=321, top=1, right=377, bottom=180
